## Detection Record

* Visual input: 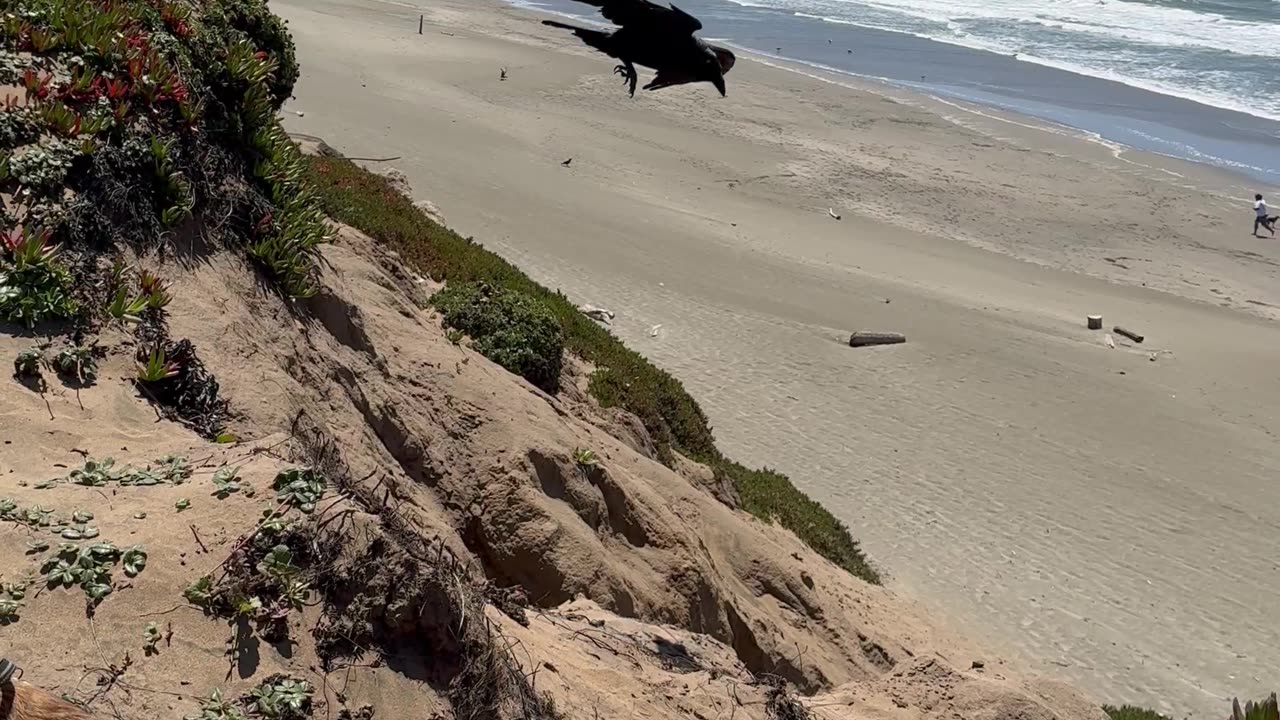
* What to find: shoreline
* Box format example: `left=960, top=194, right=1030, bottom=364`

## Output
left=717, top=45, right=1262, bottom=201
left=515, top=0, right=1280, bottom=186
left=276, top=0, right=1280, bottom=714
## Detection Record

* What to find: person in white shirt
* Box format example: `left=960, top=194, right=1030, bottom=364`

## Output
left=1255, top=194, right=1275, bottom=238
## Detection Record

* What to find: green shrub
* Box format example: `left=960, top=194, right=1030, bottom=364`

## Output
left=201, top=0, right=301, bottom=106
left=1234, top=695, right=1280, bottom=720
left=1103, top=707, right=1171, bottom=720
left=0, top=264, right=76, bottom=327
left=7, top=141, right=76, bottom=192
left=721, top=460, right=879, bottom=583
left=1104, top=692, right=1278, bottom=720
left=55, top=345, right=97, bottom=384
left=219, top=42, right=327, bottom=297
left=0, top=227, right=77, bottom=328
left=306, top=156, right=881, bottom=584
left=0, top=0, right=323, bottom=299
left=432, top=282, right=565, bottom=393
left=249, top=676, right=313, bottom=720
left=0, top=108, right=41, bottom=149
left=13, top=347, right=42, bottom=378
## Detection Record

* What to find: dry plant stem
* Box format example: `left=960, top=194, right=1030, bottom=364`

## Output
left=189, top=524, right=209, bottom=553
left=206, top=499, right=292, bottom=583
left=138, top=603, right=204, bottom=618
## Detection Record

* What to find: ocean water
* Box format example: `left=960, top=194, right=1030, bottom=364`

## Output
left=731, top=0, right=1280, bottom=123
left=516, top=0, right=1280, bottom=184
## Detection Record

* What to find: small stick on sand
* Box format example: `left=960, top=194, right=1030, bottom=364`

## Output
left=418, top=14, right=423, bottom=34
left=189, top=524, right=208, bottom=554
left=828, top=208, right=841, bottom=220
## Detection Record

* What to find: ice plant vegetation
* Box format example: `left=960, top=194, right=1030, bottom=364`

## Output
left=0, top=0, right=325, bottom=312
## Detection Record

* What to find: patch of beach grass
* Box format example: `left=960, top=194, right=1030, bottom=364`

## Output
left=1104, top=706, right=1173, bottom=720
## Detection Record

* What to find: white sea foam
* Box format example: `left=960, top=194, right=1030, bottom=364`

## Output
left=726, top=0, right=1280, bottom=121
left=730, top=0, right=1280, bottom=56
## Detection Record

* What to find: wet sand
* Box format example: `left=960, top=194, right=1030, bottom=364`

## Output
left=276, top=0, right=1280, bottom=715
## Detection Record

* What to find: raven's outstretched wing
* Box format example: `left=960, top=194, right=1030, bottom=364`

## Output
left=567, top=0, right=703, bottom=32
left=642, top=67, right=697, bottom=91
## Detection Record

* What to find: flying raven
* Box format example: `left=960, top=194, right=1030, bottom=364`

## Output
left=542, top=0, right=736, bottom=97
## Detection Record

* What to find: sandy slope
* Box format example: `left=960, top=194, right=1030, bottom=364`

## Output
left=274, top=0, right=1280, bottom=716
left=1, top=217, right=1112, bottom=720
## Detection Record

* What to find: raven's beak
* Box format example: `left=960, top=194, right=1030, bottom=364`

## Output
left=712, top=75, right=726, bottom=97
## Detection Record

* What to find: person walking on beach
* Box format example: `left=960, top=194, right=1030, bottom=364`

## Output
left=1254, top=193, right=1275, bottom=238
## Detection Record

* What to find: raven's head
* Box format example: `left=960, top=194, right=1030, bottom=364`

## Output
left=689, top=52, right=727, bottom=96
left=705, top=45, right=735, bottom=96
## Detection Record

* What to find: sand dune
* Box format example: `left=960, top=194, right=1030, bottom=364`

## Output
left=276, top=0, right=1280, bottom=715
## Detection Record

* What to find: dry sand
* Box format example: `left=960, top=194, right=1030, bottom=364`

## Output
left=275, top=0, right=1280, bottom=716
left=0, top=216, right=1112, bottom=720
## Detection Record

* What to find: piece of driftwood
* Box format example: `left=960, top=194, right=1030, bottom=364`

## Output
left=1113, top=326, right=1144, bottom=343
left=577, top=304, right=614, bottom=324
left=1086, top=315, right=1102, bottom=330
left=849, top=331, right=906, bottom=347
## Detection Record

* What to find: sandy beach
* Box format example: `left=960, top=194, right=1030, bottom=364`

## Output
left=275, top=0, right=1280, bottom=715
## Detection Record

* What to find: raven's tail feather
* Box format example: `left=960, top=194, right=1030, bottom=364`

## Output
left=541, top=19, right=615, bottom=56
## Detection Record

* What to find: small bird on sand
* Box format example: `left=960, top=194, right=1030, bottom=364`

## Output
left=561, top=157, right=573, bottom=167
left=542, top=0, right=735, bottom=98
left=500, top=67, right=507, bottom=80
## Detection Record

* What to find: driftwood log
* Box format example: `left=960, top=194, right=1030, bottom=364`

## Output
left=1113, top=326, right=1144, bottom=344
left=849, top=331, right=906, bottom=348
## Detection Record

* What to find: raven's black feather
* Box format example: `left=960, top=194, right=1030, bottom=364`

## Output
left=544, top=1, right=734, bottom=97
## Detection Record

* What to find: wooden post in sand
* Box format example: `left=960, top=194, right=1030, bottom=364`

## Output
left=1087, top=315, right=1103, bottom=330
left=418, top=14, right=424, bottom=34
